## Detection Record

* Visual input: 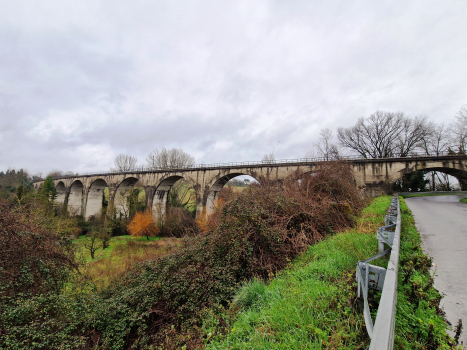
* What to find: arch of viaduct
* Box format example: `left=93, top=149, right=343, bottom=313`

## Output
left=33, top=155, right=467, bottom=220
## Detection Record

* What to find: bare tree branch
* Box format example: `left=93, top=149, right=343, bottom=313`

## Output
left=451, top=105, right=467, bottom=153
left=420, top=122, right=450, bottom=156
left=395, top=115, right=431, bottom=156
left=262, top=153, right=276, bottom=163
left=306, top=128, right=340, bottom=160
left=112, top=154, right=138, bottom=172
left=146, top=148, right=195, bottom=169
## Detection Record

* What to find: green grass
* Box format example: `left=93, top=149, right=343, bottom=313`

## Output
left=74, top=234, right=161, bottom=263
left=207, top=196, right=457, bottom=349
left=207, top=197, right=388, bottom=349
left=460, top=198, right=467, bottom=203
left=73, top=235, right=179, bottom=289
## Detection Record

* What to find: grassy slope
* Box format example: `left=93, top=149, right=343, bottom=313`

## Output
left=208, top=196, right=456, bottom=349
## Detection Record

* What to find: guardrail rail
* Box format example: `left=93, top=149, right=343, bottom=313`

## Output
left=356, top=195, right=401, bottom=349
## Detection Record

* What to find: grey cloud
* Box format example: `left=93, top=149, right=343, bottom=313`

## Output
left=1, top=0, right=467, bottom=174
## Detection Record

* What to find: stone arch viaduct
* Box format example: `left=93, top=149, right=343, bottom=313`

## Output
left=33, top=154, right=467, bottom=220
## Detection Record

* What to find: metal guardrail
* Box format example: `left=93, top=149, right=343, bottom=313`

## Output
left=36, top=151, right=466, bottom=182
left=356, top=195, right=401, bottom=349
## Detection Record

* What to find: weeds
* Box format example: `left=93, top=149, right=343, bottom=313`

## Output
left=0, top=201, right=77, bottom=298
left=454, top=319, right=463, bottom=345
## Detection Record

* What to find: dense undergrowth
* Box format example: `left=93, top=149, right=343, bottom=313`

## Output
left=2, top=163, right=456, bottom=349
left=0, top=162, right=365, bottom=349
left=206, top=197, right=459, bottom=349
left=82, top=162, right=365, bottom=349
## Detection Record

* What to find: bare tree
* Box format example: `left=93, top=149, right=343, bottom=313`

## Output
left=112, top=154, right=138, bottom=172
left=428, top=172, right=460, bottom=191
left=418, top=122, right=452, bottom=190
left=395, top=115, right=432, bottom=156
left=97, top=229, right=112, bottom=250
left=337, top=111, right=431, bottom=158
left=306, top=128, right=340, bottom=160
left=146, top=148, right=195, bottom=169
left=420, top=122, right=450, bottom=156
left=114, top=189, right=131, bottom=222
left=47, top=170, right=63, bottom=178
left=338, top=112, right=402, bottom=158
left=451, top=105, right=467, bottom=153
left=83, top=233, right=103, bottom=260
left=262, top=153, right=276, bottom=163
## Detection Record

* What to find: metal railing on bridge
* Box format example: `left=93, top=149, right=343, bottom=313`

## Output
left=40, top=151, right=465, bottom=181
left=356, top=195, right=401, bottom=349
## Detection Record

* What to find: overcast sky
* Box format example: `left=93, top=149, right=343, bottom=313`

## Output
left=1, top=0, right=466, bottom=175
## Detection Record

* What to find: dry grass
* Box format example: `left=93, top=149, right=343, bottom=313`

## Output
left=354, top=209, right=383, bottom=234
left=79, top=237, right=180, bottom=290
left=225, top=186, right=247, bottom=192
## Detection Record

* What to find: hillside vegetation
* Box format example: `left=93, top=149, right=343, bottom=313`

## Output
left=78, top=162, right=364, bottom=349
left=1, top=162, right=457, bottom=349
left=208, top=197, right=457, bottom=349
left=1, top=162, right=366, bottom=349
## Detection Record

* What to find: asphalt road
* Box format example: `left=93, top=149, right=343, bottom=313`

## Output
left=404, top=195, right=467, bottom=345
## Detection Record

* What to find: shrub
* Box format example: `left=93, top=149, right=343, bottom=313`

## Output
left=128, top=210, right=159, bottom=240
left=159, top=207, right=198, bottom=237
left=0, top=201, right=86, bottom=350
left=107, top=216, right=129, bottom=236
left=0, top=202, right=77, bottom=298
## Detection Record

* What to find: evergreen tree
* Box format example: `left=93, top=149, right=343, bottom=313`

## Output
left=41, top=176, right=57, bottom=202
left=393, top=170, right=429, bottom=192
left=15, top=183, right=24, bottom=201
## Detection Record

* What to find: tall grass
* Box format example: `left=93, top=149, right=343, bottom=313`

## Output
left=74, top=235, right=180, bottom=290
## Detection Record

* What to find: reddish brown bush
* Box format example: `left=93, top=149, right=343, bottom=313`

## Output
left=201, top=161, right=366, bottom=279
left=195, top=186, right=234, bottom=233
left=128, top=210, right=159, bottom=240
left=160, top=207, right=198, bottom=237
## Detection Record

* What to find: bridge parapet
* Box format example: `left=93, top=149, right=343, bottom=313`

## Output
left=31, top=152, right=466, bottom=182
left=33, top=153, right=467, bottom=220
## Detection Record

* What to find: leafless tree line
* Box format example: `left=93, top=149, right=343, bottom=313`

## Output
left=146, top=147, right=195, bottom=169
left=112, top=148, right=195, bottom=172
left=307, top=107, right=467, bottom=191
left=308, top=106, right=467, bottom=160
